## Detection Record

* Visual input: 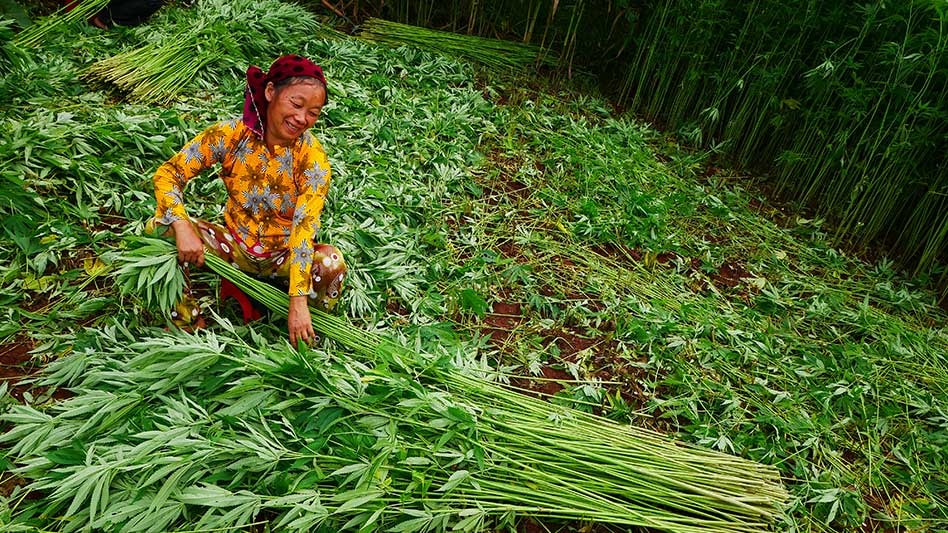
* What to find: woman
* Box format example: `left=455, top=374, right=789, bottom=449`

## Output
left=149, top=54, right=345, bottom=346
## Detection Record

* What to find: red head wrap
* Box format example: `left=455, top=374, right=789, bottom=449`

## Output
left=242, top=54, right=328, bottom=138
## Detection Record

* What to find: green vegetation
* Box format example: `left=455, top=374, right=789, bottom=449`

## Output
left=4, top=240, right=786, bottom=532
left=359, top=18, right=555, bottom=71
left=618, top=0, right=948, bottom=286
left=1, top=2, right=947, bottom=532
left=346, top=0, right=948, bottom=298
left=84, top=0, right=335, bottom=104
left=12, top=0, right=110, bottom=47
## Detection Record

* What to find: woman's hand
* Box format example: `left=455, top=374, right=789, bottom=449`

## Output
left=288, top=295, right=315, bottom=347
left=172, top=219, right=205, bottom=267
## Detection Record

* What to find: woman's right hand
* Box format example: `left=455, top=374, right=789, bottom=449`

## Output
left=288, top=295, right=316, bottom=348
left=171, top=219, right=205, bottom=267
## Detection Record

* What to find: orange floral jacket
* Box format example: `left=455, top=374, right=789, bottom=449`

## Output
left=153, top=119, right=332, bottom=296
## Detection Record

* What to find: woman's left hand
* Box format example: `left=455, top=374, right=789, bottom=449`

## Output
left=288, top=295, right=315, bottom=347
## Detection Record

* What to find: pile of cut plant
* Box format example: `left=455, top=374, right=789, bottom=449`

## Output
left=82, top=0, right=341, bottom=104
left=1, top=241, right=787, bottom=531
left=1, top=1, right=947, bottom=532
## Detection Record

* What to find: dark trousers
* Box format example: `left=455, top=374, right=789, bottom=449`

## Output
left=98, top=0, right=166, bottom=27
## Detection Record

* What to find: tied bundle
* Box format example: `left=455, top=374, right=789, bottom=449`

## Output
left=13, top=0, right=112, bottom=48
left=359, top=18, right=555, bottom=72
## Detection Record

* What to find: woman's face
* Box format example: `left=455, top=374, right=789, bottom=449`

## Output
left=264, top=80, right=326, bottom=147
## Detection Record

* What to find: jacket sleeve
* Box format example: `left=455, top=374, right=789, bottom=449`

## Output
left=287, top=138, right=331, bottom=296
left=152, top=122, right=230, bottom=226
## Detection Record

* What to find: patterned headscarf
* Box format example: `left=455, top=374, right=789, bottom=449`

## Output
left=242, top=54, right=328, bottom=138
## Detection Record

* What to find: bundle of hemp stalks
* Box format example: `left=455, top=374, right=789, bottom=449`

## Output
left=1, top=241, right=788, bottom=532
left=359, top=17, right=555, bottom=71
left=13, top=0, right=111, bottom=48
left=82, top=0, right=329, bottom=104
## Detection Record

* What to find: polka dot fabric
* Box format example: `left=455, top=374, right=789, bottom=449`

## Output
left=191, top=218, right=346, bottom=312
left=309, top=244, right=346, bottom=310
left=146, top=217, right=347, bottom=325
left=243, top=55, right=328, bottom=138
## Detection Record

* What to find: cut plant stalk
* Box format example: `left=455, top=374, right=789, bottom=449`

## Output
left=101, top=239, right=791, bottom=531
left=359, top=18, right=555, bottom=71
left=197, top=248, right=789, bottom=530
left=13, top=0, right=111, bottom=48
left=6, top=305, right=788, bottom=532
left=83, top=0, right=326, bottom=104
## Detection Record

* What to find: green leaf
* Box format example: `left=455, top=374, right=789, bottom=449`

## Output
left=330, top=462, right=369, bottom=478
left=44, top=442, right=86, bottom=466
left=452, top=510, right=484, bottom=532
left=216, top=390, right=272, bottom=416
left=360, top=506, right=385, bottom=532
left=387, top=516, right=432, bottom=533
left=436, top=469, right=470, bottom=493
left=333, top=490, right=383, bottom=515
left=178, top=484, right=258, bottom=508
left=399, top=457, right=431, bottom=466
left=458, top=289, right=488, bottom=318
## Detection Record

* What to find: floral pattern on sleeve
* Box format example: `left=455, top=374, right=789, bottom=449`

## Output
left=153, top=122, right=230, bottom=225
left=286, top=133, right=331, bottom=296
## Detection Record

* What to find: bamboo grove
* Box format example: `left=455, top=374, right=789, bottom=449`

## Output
left=347, top=0, right=948, bottom=295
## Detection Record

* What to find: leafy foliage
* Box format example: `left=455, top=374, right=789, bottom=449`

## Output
left=618, top=0, right=948, bottom=285
left=0, top=19, right=27, bottom=73
left=85, top=0, right=338, bottom=104
left=111, top=237, right=185, bottom=315
left=343, top=1, right=948, bottom=290
left=2, top=318, right=786, bottom=532
left=12, top=0, right=110, bottom=48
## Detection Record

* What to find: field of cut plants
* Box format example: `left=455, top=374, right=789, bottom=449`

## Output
left=1, top=2, right=947, bottom=532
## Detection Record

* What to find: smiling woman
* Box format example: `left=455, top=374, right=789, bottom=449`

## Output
left=148, top=54, right=346, bottom=346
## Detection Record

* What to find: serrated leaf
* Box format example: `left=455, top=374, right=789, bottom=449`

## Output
left=217, top=390, right=272, bottom=416
left=400, top=457, right=431, bottom=466
left=179, top=484, right=258, bottom=508
left=452, top=511, right=483, bottom=531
